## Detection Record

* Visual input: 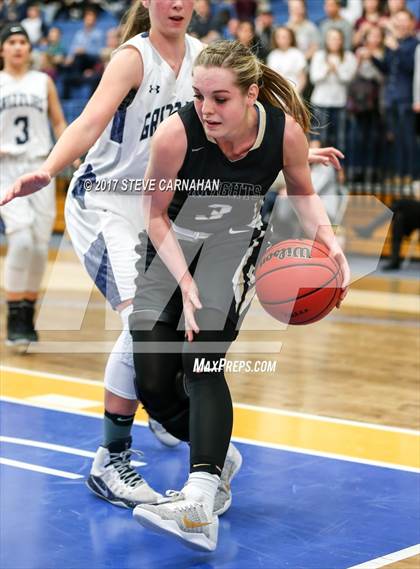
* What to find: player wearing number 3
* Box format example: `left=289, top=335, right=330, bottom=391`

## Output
left=0, top=24, right=67, bottom=346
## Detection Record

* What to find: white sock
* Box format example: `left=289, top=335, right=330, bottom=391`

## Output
left=183, top=472, right=219, bottom=514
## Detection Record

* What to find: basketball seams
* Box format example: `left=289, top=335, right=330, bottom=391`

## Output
left=256, top=263, right=339, bottom=305
left=294, top=280, right=341, bottom=325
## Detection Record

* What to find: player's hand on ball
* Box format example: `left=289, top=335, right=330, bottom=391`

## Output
left=180, top=275, right=202, bottom=342
left=330, top=245, right=350, bottom=308
left=0, top=170, right=51, bottom=206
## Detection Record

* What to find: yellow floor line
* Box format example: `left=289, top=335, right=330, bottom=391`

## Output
left=1, top=367, right=419, bottom=470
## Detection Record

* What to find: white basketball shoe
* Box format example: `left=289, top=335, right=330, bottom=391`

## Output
left=86, top=438, right=162, bottom=509
left=133, top=491, right=219, bottom=552
left=214, top=443, right=243, bottom=516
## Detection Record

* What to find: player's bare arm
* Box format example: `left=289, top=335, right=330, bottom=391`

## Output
left=283, top=115, right=350, bottom=303
left=144, top=115, right=201, bottom=339
left=0, top=47, right=143, bottom=206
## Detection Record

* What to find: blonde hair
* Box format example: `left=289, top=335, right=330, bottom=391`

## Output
left=194, top=40, right=311, bottom=133
left=120, top=0, right=151, bottom=44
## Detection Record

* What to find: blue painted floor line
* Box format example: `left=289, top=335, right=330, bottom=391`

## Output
left=1, top=400, right=419, bottom=569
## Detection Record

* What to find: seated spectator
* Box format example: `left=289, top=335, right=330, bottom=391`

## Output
left=255, top=7, right=276, bottom=54
left=0, top=0, right=27, bottom=27
left=236, top=19, right=268, bottom=62
left=310, top=28, right=358, bottom=152
left=40, top=26, right=66, bottom=79
left=353, top=0, right=384, bottom=47
left=21, top=2, right=48, bottom=46
left=319, top=0, right=354, bottom=51
left=40, top=0, right=61, bottom=27
left=267, top=26, right=307, bottom=94
left=100, top=26, right=120, bottom=68
left=189, top=0, right=220, bottom=40
left=286, top=0, right=320, bottom=61
left=62, top=6, right=104, bottom=99
left=370, top=9, right=418, bottom=190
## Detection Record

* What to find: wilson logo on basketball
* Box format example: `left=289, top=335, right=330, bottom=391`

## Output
left=259, top=246, right=311, bottom=266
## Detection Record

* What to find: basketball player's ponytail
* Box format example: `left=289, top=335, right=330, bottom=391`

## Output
left=258, top=63, right=311, bottom=133
left=120, top=0, right=151, bottom=44
left=194, top=40, right=311, bottom=133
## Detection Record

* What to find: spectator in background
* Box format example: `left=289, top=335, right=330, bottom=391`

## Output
left=224, top=16, right=239, bottom=39
left=236, top=19, right=268, bottom=61
left=310, top=28, right=357, bottom=154
left=62, top=6, right=104, bottom=99
left=347, top=25, right=385, bottom=187
left=255, top=7, right=275, bottom=54
left=39, top=0, right=61, bottom=27
left=0, top=1, right=27, bottom=27
left=380, top=0, right=407, bottom=36
left=189, top=0, right=219, bottom=41
left=319, top=0, right=354, bottom=51
left=286, top=0, right=320, bottom=61
left=370, top=9, right=418, bottom=190
left=40, top=26, right=66, bottom=80
left=353, top=0, right=384, bottom=47
left=21, top=3, right=48, bottom=46
left=414, top=44, right=420, bottom=140
left=267, top=26, right=307, bottom=94
left=100, top=26, right=120, bottom=68
left=235, top=0, right=257, bottom=22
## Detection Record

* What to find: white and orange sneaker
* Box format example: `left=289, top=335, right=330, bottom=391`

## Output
left=133, top=491, right=219, bottom=552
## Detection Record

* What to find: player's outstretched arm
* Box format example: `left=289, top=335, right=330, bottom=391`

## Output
left=0, top=47, right=143, bottom=206
left=283, top=116, right=350, bottom=306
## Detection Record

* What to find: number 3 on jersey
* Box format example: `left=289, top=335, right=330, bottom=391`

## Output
left=195, top=204, right=233, bottom=221
left=14, top=116, right=29, bottom=145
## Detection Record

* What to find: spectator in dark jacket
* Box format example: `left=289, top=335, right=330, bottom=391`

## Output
left=370, top=9, right=418, bottom=188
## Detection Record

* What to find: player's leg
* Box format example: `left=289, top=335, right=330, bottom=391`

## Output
left=1, top=158, right=41, bottom=346
left=64, top=193, right=166, bottom=507
left=22, top=171, right=56, bottom=341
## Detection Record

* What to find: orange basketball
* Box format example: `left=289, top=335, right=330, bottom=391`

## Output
left=255, top=239, right=343, bottom=325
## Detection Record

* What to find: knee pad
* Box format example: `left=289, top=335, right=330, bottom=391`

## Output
left=104, top=329, right=137, bottom=400
left=4, top=228, right=34, bottom=292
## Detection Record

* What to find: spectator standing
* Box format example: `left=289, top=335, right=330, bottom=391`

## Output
left=286, top=0, right=320, bottom=61
left=347, top=25, right=385, bottom=187
left=310, top=27, right=357, bottom=151
left=267, top=26, right=307, bottom=93
left=255, top=7, right=276, bottom=54
left=370, top=9, right=418, bottom=190
left=236, top=19, right=268, bottom=61
left=353, top=0, right=384, bottom=47
left=189, top=0, right=220, bottom=41
left=234, top=0, right=257, bottom=21
left=319, top=0, right=354, bottom=51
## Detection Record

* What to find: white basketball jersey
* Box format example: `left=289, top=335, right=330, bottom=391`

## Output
left=71, top=33, right=203, bottom=214
left=0, top=70, right=51, bottom=158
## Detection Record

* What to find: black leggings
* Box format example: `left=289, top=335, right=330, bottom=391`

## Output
left=131, top=308, right=236, bottom=475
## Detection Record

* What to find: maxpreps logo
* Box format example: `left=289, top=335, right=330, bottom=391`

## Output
left=140, top=101, right=184, bottom=141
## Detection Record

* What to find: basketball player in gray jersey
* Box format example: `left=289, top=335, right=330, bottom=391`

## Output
left=1, top=1, right=346, bottom=513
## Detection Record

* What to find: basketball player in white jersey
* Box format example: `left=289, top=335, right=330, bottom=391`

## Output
left=0, top=23, right=68, bottom=346
left=1, top=1, right=346, bottom=512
